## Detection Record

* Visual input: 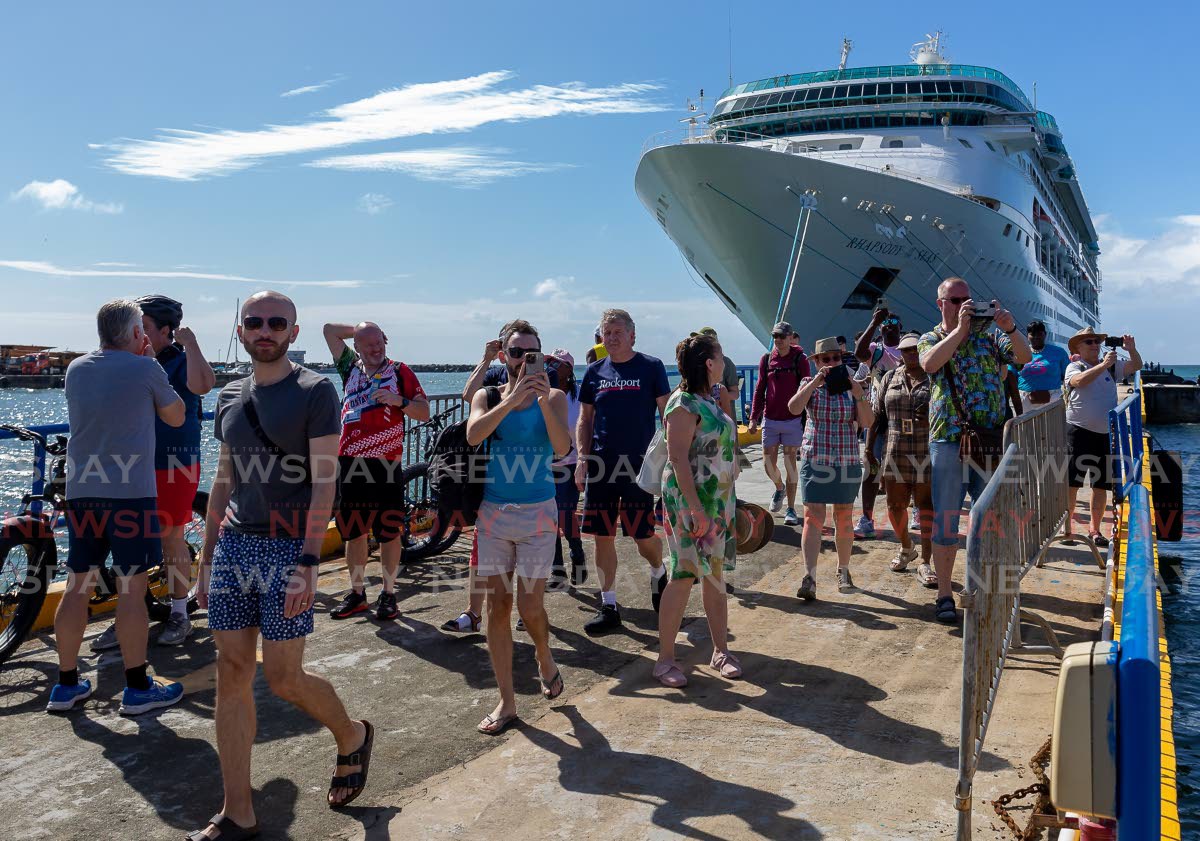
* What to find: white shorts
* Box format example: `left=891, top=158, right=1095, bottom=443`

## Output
left=474, top=498, right=559, bottom=579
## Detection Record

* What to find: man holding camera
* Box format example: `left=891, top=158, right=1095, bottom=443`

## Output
left=918, top=278, right=1031, bottom=624
left=1062, top=327, right=1142, bottom=546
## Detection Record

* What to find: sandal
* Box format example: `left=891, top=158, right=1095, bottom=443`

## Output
left=916, top=562, right=938, bottom=589
left=653, top=660, right=688, bottom=688
left=890, top=547, right=918, bottom=572
left=934, top=596, right=959, bottom=625
left=441, top=610, right=481, bottom=633
left=186, top=814, right=260, bottom=841
left=540, top=670, right=564, bottom=700
left=478, top=711, right=519, bottom=736
left=1089, top=532, right=1109, bottom=548
left=328, top=720, right=374, bottom=810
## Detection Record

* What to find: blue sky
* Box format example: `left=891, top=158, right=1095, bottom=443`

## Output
left=3, top=1, right=1198, bottom=366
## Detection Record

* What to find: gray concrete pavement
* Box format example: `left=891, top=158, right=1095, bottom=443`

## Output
left=0, top=447, right=1105, bottom=839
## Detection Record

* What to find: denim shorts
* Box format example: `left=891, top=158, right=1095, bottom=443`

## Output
left=65, top=497, right=162, bottom=576
left=207, top=529, right=311, bottom=641
left=930, top=441, right=992, bottom=547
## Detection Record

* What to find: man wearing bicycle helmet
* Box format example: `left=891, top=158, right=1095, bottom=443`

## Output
left=323, top=320, right=429, bottom=621
left=134, top=294, right=216, bottom=647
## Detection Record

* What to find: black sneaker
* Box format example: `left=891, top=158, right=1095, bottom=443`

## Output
left=375, top=591, right=399, bottom=621
left=583, top=603, right=622, bottom=637
left=570, top=552, right=589, bottom=586
left=651, top=573, right=668, bottom=613
left=330, top=589, right=369, bottom=620
left=547, top=561, right=569, bottom=593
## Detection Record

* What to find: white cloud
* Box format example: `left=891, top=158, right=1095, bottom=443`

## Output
left=533, top=276, right=574, bottom=299
left=98, top=71, right=664, bottom=180
left=0, top=259, right=366, bottom=288
left=281, top=76, right=343, bottom=98
left=357, top=192, right=393, bottom=214
left=1096, top=214, right=1200, bottom=291
left=310, top=147, right=571, bottom=187
left=93, top=261, right=138, bottom=267
left=12, top=179, right=122, bottom=214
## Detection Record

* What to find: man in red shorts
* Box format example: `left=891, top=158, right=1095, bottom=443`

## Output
left=324, top=321, right=430, bottom=621
left=90, top=295, right=216, bottom=650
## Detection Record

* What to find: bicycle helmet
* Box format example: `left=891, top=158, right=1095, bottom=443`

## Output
left=136, top=295, right=183, bottom=329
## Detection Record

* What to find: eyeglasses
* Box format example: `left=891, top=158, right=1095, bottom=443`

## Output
left=508, top=346, right=540, bottom=358
left=1080, top=338, right=1102, bottom=346
left=940, top=295, right=969, bottom=305
left=242, top=316, right=290, bottom=332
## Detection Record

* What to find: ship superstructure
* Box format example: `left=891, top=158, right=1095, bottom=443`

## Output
left=635, top=33, right=1101, bottom=345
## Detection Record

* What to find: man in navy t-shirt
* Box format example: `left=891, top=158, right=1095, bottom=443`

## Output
left=575, top=308, right=671, bottom=636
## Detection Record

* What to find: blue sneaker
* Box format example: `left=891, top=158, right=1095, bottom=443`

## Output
left=46, top=679, right=93, bottom=712
left=119, top=676, right=184, bottom=716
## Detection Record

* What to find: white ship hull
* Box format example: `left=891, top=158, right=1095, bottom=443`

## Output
left=635, top=140, right=1097, bottom=347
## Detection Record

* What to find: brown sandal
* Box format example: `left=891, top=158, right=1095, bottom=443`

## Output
left=328, top=720, right=374, bottom=809
left=185, top=814, right=260, bottom=840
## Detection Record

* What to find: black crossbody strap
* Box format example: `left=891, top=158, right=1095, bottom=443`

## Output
left=239, top=376, right=286, bottom=455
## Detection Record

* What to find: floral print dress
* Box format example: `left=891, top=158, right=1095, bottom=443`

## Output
left=662, top=390, right=738, bottom=580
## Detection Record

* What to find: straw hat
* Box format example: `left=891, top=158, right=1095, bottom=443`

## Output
left=812, top=336, right=840, bottom=355
left=1068, top=326, right=1108, bottom=355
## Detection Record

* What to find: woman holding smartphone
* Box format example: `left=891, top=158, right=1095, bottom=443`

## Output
left=788, top=337, right=875, bottom=600
left=654, top=333, right=740, bottom=688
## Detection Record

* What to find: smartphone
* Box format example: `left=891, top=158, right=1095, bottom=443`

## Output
left=824, top=364, right=852, bottom=395
left=972, top=302, right=998, bottom=320
left=1103, top=336, right=1123, bottom=349
left=523, top=351, right=545, bottom=371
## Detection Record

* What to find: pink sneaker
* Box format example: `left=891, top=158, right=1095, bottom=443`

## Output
left=653, top=660, right=687, bottom=688
left=710, top=650, right=743, bottom=679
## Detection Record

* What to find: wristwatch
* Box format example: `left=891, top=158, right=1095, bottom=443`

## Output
left=297, top=553, right=320, bottom=568
left=1002, top=326, right=1017, bottom=335
left=399, top=396, right=410, bottom=409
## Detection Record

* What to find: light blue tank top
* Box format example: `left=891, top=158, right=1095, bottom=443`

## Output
left=484, top=401, right=555, bottom=505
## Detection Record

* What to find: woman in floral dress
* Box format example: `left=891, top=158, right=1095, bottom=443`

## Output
left=654, top=333, right=741, bottom=688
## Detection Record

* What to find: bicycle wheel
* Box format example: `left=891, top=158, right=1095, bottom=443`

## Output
left=144, top=492, right=207, bottom=621
left=398, top=462, right=461, bottom=563
left=0, top=528, right=54, bottom=667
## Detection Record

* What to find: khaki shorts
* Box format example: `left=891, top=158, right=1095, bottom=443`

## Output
left=474, top=498, right=559, bottom=579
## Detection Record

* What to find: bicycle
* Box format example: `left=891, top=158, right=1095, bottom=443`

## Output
left=0, top=424, right=206, bottom=666
left=394, top=405, right=467, bottom=563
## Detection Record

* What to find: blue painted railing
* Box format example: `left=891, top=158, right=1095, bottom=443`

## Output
left=1107, top=373, right=1161, bottom=837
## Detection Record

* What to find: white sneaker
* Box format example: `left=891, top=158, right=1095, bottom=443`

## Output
left=909, top=507, right=921, bottom=532
left=157, top=614, right=192, bottom=647
left=769, top=489, right=785, bottom=513
left=783, top=508, right=800, bottom=526
left=853, top=515, right=875, bottom=540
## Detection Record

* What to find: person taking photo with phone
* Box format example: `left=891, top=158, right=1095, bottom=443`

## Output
left=787, top=337, right=874, bottom=600
left=1062, top=327, right=1142, bottom=546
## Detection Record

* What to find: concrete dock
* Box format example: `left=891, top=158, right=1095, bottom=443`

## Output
left=0, top=447, right=1107, bottom=840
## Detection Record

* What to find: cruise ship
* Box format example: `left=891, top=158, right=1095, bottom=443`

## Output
left=635, top=34, right=1101, bottom=347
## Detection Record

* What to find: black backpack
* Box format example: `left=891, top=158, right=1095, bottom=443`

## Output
left=426, top=387, right=501, bottom=528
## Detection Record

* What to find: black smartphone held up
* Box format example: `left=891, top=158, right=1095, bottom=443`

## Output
left=1103, top=336, right=1123, bottom=349
left=824, top=363, right=852, bottom=395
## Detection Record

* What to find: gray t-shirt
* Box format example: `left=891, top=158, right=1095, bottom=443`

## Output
left=1064, top=359, right=1127, bottom=434
left=214, top=365, right=341, bottom=536
left=65, top=349, right=182, bottom=500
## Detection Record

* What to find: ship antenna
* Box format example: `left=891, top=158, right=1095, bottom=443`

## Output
left=727, top=6, right=734, bottom=87
left=910, top=30, right=949, bottom=66
left=839, top=38, right=853, bottom=71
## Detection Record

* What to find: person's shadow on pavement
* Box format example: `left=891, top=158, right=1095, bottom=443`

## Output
left=522, top=705, right=822, bottom=840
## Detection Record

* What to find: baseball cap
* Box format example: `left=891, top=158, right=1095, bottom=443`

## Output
left=692, top=326, right=718, bottom=339
left=771, top=321, right=793, bottom=337
left=897, top=331, right=921, bottom=350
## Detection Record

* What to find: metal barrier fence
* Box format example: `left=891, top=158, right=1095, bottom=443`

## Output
left=1109, top=383, right=1144, bottom=502
left=954, top=398, right=1079, bottom=839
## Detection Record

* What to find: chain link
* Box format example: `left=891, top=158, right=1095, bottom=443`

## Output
left=991, top=737, right=1054, bottom=840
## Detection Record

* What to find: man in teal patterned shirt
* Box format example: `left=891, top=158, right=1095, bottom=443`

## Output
left=918, top=277, right=1031, bottom=624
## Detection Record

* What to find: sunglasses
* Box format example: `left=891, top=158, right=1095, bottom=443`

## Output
left=941, top=295, right=970, bottom=305
left=815, top=355, right=842, bottom=365
left=1080, top=338, right=1102, bottom=346
left=508, top=346, right=540, bottom=358
left=242, top=315, right=290, bottom=332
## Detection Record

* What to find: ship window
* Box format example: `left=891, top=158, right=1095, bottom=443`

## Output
left=819, top=86, right=834, bottom=100
left=838, top=143, right=852, bottom=150
left=877, top=82, right=891, bottom=96
left=848, top=84, right=862, bottom=97
left=950, top=81, right=965, bottom=93
left=780, top=90, right=797, bottom=103
left=1003, top=223, right=1013, bottom=237
left=935, top=81, right=951, bottom=94
left=861, top=83, right=876, bottom=97
left=887, top=139, right=904, bottom=148
left=921, top=81, right=935, bottom=94
left=958, top=138, right=972, bottom=148
left=984, top=141, right=996, bottom=151
left=833, top=85, right=848, bottom=99
left=766, top=93, right=782, bottom=106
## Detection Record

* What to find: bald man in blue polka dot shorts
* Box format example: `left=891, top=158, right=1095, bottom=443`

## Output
left=190, top=292, right=374, bottom=841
